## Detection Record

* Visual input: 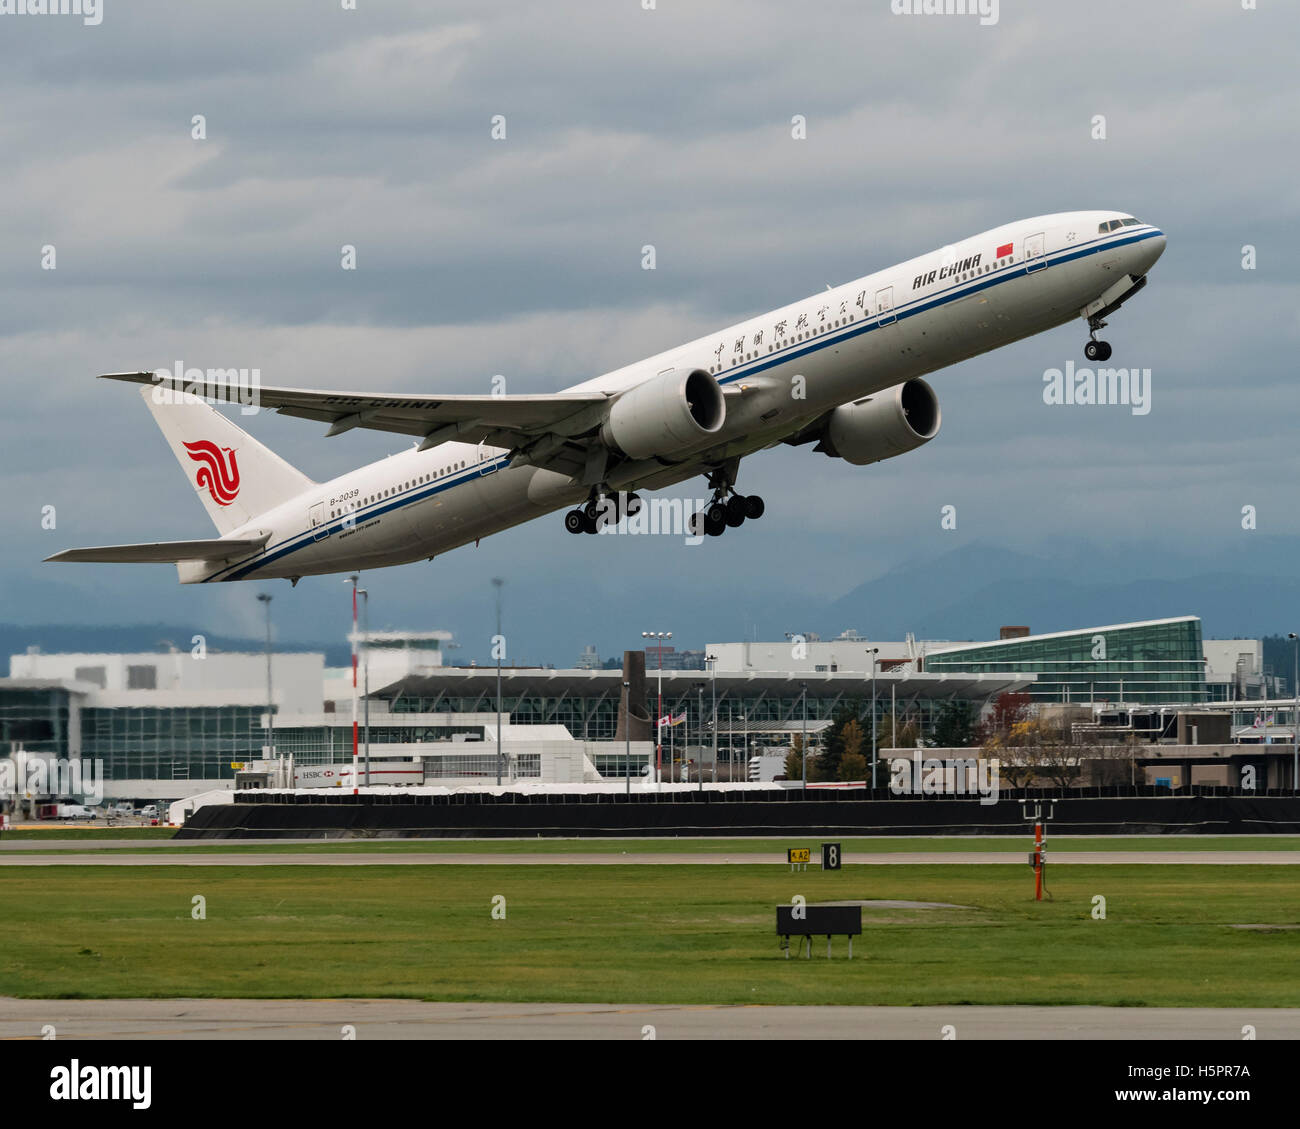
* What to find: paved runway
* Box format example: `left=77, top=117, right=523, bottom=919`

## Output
left=2, top=998, right=1295, bottom=1040
left=3, top=850, right=1299, bottom=866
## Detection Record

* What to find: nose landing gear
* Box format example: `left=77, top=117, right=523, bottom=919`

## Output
left=1084, top=315, right=1112, bottom=362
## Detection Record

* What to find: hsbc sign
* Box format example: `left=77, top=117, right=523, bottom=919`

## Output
left=294, top=766, right=346, bottom=788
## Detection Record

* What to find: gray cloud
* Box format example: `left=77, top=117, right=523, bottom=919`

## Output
left=1, top=0, right=1298, bottom=661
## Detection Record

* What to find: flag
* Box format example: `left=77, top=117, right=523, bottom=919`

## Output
left=669, top=712, right=688, bottom=727
left=996, top=242, right=1013, bottom=258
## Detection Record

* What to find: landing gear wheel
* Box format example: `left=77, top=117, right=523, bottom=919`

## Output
left=1085, top=312, right=1112, bottom=362
left=563, top=510, right=586, bottom=535
left=725, top=495, right=747, bottom=527
left=742, top=494, right=765, bottom=520
left=688, top=510, right=707, bottom=537
left=582, top=511, right=599, bottom=534
left=584, top=496, right=617, bottom=531
left=705, top=502, right=728, bottom=537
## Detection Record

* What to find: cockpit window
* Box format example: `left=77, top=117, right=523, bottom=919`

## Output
left=1120, top=217, right=1142, bottom=226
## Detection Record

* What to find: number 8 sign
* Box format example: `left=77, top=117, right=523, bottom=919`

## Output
left=822, top=842, right=841, bottom=871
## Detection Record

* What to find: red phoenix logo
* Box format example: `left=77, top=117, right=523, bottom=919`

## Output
left=183, top=440, right=241, bottom=506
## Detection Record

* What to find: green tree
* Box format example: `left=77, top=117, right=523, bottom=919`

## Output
left=875, top=713, right=920, bottom=755
left=816, top=702, right=861, bottom=781
left=839, top=752, right=868, bottom=782
left=841, top=719, right=864, bottom=762
left=929, top=700, right=977, bottom=749
left=784, top=734, right=805, bottom=781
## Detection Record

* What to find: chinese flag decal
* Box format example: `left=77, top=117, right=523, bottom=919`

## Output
left=996, top=242, right=1014, bottom=258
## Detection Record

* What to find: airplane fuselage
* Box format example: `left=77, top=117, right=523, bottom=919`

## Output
left=186, top=210, right=1166, bottom=582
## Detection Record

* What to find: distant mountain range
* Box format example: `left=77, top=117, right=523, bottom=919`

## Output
left=0, top=624, right=351, bottom=673
left=826, top=543, right=1300, bottom=642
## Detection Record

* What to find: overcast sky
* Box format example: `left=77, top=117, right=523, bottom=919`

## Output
left=1, top=0, right=1297, bottom=664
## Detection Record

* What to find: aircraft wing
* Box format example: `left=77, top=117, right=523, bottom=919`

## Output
left=46, top=536, right=270, bottom=564
left=100, top=372, right=612, bottom=457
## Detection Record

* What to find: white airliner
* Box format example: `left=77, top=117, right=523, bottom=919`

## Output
left=49, top=210, right=1164, bottom=584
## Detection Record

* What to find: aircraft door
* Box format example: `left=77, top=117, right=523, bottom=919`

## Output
left=1025, top=231, right=1046, bottom=272
left=477, top=439, right=499, bottom=477
left=309, top=501, right=328, bottom=541
left=875, top=286, right=896, bottom=325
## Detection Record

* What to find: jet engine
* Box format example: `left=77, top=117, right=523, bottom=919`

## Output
left=600, top=368, right=725, bottom=461
left=817, top=379, right=941, bottom=466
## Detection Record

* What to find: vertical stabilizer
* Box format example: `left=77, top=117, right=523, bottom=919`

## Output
left=139, top=386, right=315, bottom=535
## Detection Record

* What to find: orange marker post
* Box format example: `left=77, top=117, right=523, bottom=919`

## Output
left=1034, top=821, right=1044, bottom=901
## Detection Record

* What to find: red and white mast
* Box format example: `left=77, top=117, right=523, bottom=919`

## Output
left=350, top=575, right=359, bottom=796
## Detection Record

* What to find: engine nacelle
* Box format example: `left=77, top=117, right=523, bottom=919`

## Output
left=820, top=379, right=941, bottom=466
left=600, top=368, right=725, bottom=461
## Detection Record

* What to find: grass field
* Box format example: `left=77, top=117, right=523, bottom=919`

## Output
left=2, top=863, right=1298, bottom=1006
left=5, top=833, right=1300, bottom=854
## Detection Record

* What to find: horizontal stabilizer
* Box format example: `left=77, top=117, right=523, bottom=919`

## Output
left=46, top=535, right=269, bottom=565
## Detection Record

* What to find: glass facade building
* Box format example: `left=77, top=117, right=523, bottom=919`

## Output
left=274, top=722, right=487, bottom=765
left=380, top=669, right=1034, bottom=759
left=923, top=617, right=1208, bottom=705
left=80, top=706, right=266, bottom=782
left=0, top=685, right=74, bottom=756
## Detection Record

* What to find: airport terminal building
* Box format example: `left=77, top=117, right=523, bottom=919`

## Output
left=921, top=617, right=1210, bottom=705
left=0, top=615, right=1283, bottom=804
left=0, top=643, right=1030, bottom=803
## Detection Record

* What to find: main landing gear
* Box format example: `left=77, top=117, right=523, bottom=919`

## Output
left=688, top=465, right=765, bottom=539
left=1084, top=314, right=1113, bottom=362
left=563, top=491, right=644, bottom=535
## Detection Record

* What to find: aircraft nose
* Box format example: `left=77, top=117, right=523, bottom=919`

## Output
left=1131, top=227, right=1166, bottom=275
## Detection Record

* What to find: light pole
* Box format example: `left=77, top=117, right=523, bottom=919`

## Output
left=706, top=652, right=718, bottom=784
left=357, top=587, right=370, bottom=788
left=868, top=647, right=880, bottom=789
left=623, top=680, right=632, bottom=794
left=801, top=681, right=808, bottom=794
left=1285, top=635, right=1300, bottom=789
left=256, top=593, right=274, bottom=784
left=493, top=578, right=505, bottom=786
left=696, top=683, right=705, bottom=792
left=346, top=575, right=360, bottom=795
left=734, top=711, right=745, bottom=783
left=642, top=631, right=671, bottom=783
